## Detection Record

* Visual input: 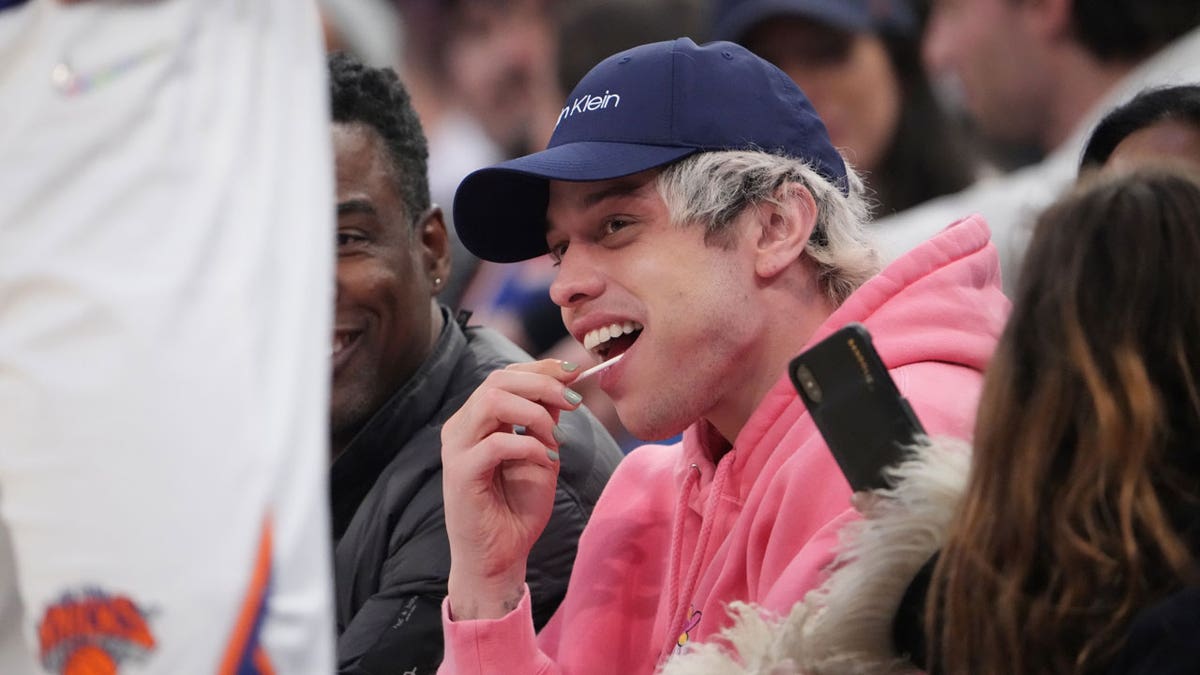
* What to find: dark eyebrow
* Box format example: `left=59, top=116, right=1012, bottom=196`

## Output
left=581, top=180, right=648, bottom=208
left=545, top=176, right=654, bottom=234
left=337, top=199, right=377, bottom=217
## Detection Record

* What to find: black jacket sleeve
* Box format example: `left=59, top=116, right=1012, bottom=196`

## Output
left=336, top=504, right=452, bottom=675
left=337, top=592, right=444, bottom=675
left=337, top=475, right=598, bottom=674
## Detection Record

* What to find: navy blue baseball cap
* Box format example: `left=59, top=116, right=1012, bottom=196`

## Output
left=453, top=37, right=847, bottom=263
left=711, top=0, right=917, bottom=42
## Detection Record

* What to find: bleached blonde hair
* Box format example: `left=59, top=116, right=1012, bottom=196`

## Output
left=655, top=150, right=879, bottom=305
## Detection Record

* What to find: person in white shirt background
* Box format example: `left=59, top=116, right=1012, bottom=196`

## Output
left=874, top=0, right=1200, bottom=295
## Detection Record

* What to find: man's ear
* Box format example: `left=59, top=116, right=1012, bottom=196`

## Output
left=418, top=206, right=451, bottom=295
left=754, top=183, right=818, bottom=279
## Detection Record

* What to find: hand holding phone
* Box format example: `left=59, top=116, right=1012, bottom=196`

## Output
left=789, top=323, right=926, bottom=492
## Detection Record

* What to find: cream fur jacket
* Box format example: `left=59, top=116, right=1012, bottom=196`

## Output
left=660, top=438, right=970, bottom=675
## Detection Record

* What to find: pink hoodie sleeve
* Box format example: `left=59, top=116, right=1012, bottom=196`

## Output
left=438, top=586, right=558, bottom=675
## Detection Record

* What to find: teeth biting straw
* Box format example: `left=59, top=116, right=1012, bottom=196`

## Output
left=573, top=352, right=625, bottom=382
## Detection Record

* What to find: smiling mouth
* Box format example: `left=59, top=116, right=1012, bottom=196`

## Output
left=582, top=321, right=643, bottom=360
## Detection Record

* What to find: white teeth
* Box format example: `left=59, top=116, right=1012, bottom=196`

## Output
left=582, top=321, right=643, bottom=352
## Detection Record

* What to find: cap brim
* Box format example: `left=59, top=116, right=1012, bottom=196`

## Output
left=454, top=141, right=698, bottom=262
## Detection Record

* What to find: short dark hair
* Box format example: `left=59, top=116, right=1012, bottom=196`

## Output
left=1068, top=1, right=1200, bottom=62
left=1080, top=84, right=1200, bottom=170
left=328, top=51, right=431, bottom=225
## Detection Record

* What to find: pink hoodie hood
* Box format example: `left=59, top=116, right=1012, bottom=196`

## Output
left=817, top=213, right=1008, bottom=373
left=680, top=213, right=1008, bottom=508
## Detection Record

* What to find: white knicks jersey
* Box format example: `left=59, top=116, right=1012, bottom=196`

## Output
left=0, top=0, right=336, bottom=673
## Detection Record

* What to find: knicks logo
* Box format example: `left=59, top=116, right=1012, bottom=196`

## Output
left=38, top=588, right=156, bottom=675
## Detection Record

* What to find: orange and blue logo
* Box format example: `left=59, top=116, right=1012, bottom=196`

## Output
left=38, top=588, right=156, bottom=675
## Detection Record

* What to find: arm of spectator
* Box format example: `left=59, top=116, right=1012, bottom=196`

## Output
left=342, top=428, right=593, bottom=675
left=437, top=359, right=581, bottom=674
left=434, top=481, right=586, bottom=675
left=439, top=587, right=557, bottom=675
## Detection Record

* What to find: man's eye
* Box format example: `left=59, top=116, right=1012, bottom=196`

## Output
left=549, top=241, right=569, bottom=265
left=601, top=218, right=631, bottom=236
left=337, top=232, right=367, bottom=247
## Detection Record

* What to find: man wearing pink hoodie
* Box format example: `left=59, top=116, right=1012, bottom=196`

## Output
left=436, top=37, right=1009, bottom=675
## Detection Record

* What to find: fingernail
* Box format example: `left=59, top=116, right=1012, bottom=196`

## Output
left=561, top=360, right=579, bottom=372
left=552, top=425, right=566, bottom=444
left=563, top=388, right=582, bottom=405
left=546, top=448, right=560, bottom=462
left=513, top=424, right=527, bottom=436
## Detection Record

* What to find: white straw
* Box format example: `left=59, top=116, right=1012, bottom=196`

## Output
left=574, top=352, right=626, bottom=382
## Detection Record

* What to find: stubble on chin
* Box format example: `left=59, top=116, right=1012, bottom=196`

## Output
left=616, top=394, right=695, bottom=443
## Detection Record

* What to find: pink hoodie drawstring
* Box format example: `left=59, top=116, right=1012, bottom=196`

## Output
left=661, top=462, right=701, bottom=658
left=659, top=456, right=734, bottom=663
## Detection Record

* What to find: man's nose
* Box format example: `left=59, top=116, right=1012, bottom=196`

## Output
left=548, top=244, right=604, bottom=309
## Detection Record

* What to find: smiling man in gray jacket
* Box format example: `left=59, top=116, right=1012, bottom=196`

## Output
left=324, top=52, right=622, bottom=675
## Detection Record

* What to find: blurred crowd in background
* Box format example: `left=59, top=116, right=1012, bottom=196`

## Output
left=315, top=0, right=1200, bottom=452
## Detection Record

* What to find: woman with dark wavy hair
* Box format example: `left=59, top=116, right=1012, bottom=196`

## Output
left=929, top=167, right=1200, bottom=675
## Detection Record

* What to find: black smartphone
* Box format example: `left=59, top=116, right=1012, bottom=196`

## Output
left=788, top=323, right=926, bottom=492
